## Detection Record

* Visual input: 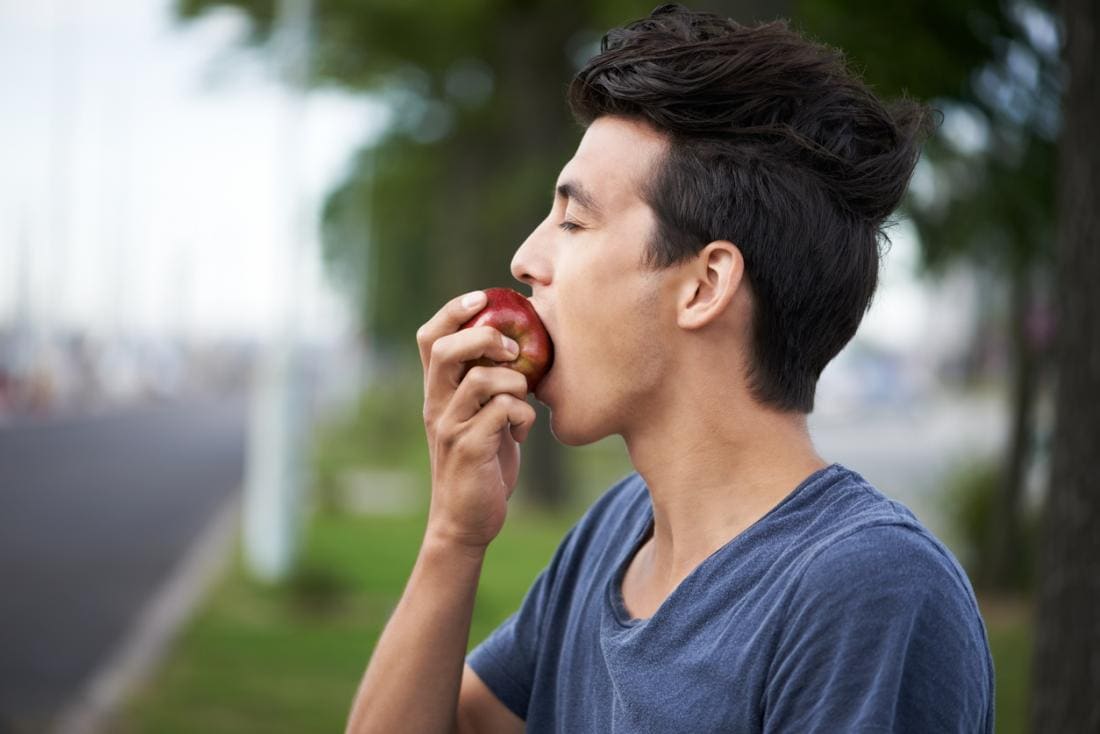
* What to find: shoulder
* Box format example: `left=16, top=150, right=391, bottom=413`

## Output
left=789, top=467, right=980, bottom=617
left=802, top=521, right=973, bottom=593
left=780, top=521, right=994, bottom=703
left=767, top=521, right=994, bottom=731
left=779, top=470, right=993, bottom=686
left=792, top=523, right=986, bottom=641
left=788, top=465, right=973, bottom=594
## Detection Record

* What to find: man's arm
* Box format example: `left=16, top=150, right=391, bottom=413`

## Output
left=344, top=291, right=536, bottom=734
left=456, top=664, right=525, bottom=734
left=344, top=537, right=522, bottom=734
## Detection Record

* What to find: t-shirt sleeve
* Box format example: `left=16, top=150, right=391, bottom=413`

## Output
left=763, top=524, right=995, bottom=733
left=466, top=526, right=577, bottom=721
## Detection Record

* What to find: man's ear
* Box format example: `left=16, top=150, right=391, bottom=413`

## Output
left=675, top=241, right=744, bottom=331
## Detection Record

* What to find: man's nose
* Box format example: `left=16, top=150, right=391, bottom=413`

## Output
left=510, top=224, right=551, bottom=288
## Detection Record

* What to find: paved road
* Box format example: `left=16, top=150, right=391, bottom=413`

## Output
left=0, top=396, right=246, bottom=732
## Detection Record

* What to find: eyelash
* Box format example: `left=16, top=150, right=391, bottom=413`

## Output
left=558, top=220, right=582, bottom=232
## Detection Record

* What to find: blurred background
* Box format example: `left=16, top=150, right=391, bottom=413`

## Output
left=0, top=0, right=1085, bottom=732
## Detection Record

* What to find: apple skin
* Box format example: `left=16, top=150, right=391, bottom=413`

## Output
left=460, top=288, right=554, bottom=394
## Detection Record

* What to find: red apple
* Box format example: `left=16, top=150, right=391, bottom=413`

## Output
left=460, top=287, right=554, bottom=393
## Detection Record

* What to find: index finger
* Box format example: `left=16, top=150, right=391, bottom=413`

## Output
left=416, top=290, right=489, bottom=370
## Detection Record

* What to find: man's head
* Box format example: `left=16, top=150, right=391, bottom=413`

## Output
left=512, top=4, right=935, bottom=443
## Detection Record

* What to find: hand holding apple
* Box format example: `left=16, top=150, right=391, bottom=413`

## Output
left=460, top=288, right=554, bottom=394
left=415, top=289, right=544, bottom=550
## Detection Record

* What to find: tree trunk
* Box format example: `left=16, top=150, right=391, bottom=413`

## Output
left=984, top=266, right=1037, bottom=590
left=1030, top=0, right=1100, bottom=728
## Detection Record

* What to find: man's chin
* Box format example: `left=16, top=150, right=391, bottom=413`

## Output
left=547, top=410, right=607, bottom=447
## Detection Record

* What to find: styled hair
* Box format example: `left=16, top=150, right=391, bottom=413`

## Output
left=569, top=3, right=938, bottom=412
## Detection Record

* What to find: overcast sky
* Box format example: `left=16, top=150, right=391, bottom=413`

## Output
left=0, top=0, right=386, bottom=341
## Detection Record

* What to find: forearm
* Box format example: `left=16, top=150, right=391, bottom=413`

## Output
left=345, top=532, right=485, bottom=734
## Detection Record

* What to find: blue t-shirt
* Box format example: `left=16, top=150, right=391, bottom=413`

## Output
left=468, top=463, right=995, bottom=732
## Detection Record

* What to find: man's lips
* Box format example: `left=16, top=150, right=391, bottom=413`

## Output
left=528, top=299, right=555, bottom=348
left=528, top=299, right=556, bottom=399
left=534, top=359, right=554, bottom=402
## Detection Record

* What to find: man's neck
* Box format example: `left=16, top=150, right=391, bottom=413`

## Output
left=621, top=387, right=828, bottom=595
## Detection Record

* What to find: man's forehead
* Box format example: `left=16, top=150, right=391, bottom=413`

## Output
left=557, top=117, right=667, bottom=212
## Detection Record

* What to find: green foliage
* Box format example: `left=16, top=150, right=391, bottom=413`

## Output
left=795, top=0, right=1007, bottom=100
left=941, top=458, right=1038, bottom=592
left=796, top=0, right=1061, bottom=277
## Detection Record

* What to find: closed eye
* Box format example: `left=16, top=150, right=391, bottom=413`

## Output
left=558, top=220, right=582, bottom=232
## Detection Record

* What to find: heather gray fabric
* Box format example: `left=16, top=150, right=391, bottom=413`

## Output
left=467, top=463, right=994, bottom=733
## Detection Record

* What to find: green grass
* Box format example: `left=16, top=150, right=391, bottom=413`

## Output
left=119, top=507, right=578, bottom=734
left=980, top=597, right=1033, bottom=734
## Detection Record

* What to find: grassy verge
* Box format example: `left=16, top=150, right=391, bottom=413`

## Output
left=119, top=507, right=578, bottom=734
left=979, top=595, right=1033, bottom=734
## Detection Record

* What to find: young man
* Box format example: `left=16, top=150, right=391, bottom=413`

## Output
left=346, top=5, right=994, bottom=733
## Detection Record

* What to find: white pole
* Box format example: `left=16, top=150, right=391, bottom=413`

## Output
left=242, top=0, right=313, bottom=583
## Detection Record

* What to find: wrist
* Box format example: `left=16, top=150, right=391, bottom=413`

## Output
left=422, top=522, right=490, bottom=563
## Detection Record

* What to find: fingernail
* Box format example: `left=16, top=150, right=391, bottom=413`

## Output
left=462, top=291, right=486, bottom=309
left=503, top=336, right=519, bottom=355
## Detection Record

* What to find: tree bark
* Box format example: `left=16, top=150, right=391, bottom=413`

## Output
left=1030, top=0, right=1100, bottom=728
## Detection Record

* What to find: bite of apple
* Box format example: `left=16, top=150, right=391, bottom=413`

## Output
left=460, top=287, right=554, bottom=394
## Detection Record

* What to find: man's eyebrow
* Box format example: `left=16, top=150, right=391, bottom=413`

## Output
left=555, top=181, right=602, bottom=216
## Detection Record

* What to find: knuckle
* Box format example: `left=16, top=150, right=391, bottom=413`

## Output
left=487, top=392, right=513, bottom=411
left=478, top=325, right=502, bottom=348
left=415, top=324, right=430, bottom=346
left=438, top=425, right=459, bottom=450
left=466, top=365, right=491, bottom=389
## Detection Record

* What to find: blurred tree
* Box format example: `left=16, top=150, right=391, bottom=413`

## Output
left=1031, top=0, right=1099, bottom=727
left=795, top=0, right=1062, bottom=591
left=175, top=0, right=787, bottom=508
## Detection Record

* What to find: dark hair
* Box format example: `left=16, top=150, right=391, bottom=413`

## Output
left=569, top=3, right=938, bottom=413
